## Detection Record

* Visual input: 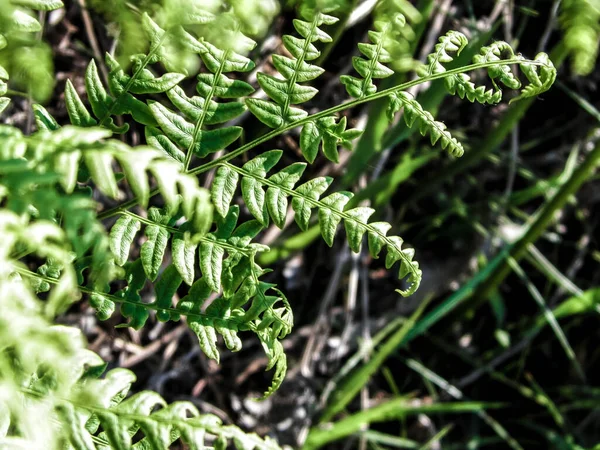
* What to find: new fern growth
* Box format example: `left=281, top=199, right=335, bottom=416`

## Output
left=0, top=3, right=558, bottom=448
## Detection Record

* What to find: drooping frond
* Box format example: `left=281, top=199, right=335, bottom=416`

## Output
left=509, top=52, right=557, bottom=103
left=104, top=203, right=289, bottom=395
left=387, top=91, right=465, bottom=157
left=211, top=150, right=422, bottom=296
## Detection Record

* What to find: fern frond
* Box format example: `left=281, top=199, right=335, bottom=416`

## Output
left=247, top=11, right=337, bottom=128
left=387, top=91, right=464, bottom=157
left=0, top=272, right=282, bottom=449
left=28, top=126, right=213, bottom=233
left=419, top=32, right=556, bottom=109
left=510, top=52, right=557, bottom=103
left=63, top=14, right=228, bottom=134
left=212, top=150, right=422, bottom=296
left=340, top=14, right=402, bottom=98
left=472, top=41, right=522, bottom=90
left=148, top=36, right=255, bottom=169
left=560, top=0, right=600, bottom=76
left=64, top=55, right=178, bottom=133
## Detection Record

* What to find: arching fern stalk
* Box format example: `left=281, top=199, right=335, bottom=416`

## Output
left=0, top=3, right=558, bottom=448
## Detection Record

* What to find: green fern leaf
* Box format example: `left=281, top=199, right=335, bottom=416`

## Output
left=212, top=165, right=240, bottom=217
left=319, top=191, right=354, bottom=246
left=65, top=80, right=98, bottom=127
left=109, top=215, right=141, bottom=266
left=154, top=264, right=183, bottom=321
left=344, top=207, right=375, bottom=252
left=419, top=30, right=468, bottom=76
left=291, top=177, right=332, bottom=230
left=511, top=52, right=557, bottom=103
left=300, top=116, right=363, bottom=163
left=247, top=12, right=336, bottom=128
left=118, top=259, right=150, bottom=329
left=196, top=73, right=255, bottom=98
left=473, top=41, right=522, bottom=90
left=145, top=126, right=186, bottom=163
left=388, top=91, right=465, bottom=157
left=340, top=15, right=403, bottom=98
left=32, top=104, right=60, bottom=131
left=200, top=237, right=225, bottom=292
left=172, top=225, right=198, bottom=286
left=267, top=162, right=306, bottom=228
left=141, top=208, right=171, bottom=281
left=240, top=150, right=283, bottom=226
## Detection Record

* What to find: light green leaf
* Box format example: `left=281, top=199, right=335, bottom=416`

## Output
left=257, top=73, right=318, bottom=105
left=367, top=222, right=392, bottom=258
left=266, top=163, right=306, bottom=228
left=167, top=86, right=246, bottom=124
left=128, top=72, right=185, bottom=95
left=282, top=35, right=320, bottom=61
left=319, top=192, right=353, bottom=246
left=343, top=207, right=375, bottom=252
left=211, top=165, right=239, bottom=217
left=65, top=80, right=97, bottom=127
left=110, top=215, right=141, bottom=266
left=291, top=177, right=332, bottom=230
left=242, top=177, right=268, bottom=226
left=246, top=98, right=284, bottom=128
left=145, top=126, right=185, bottom=164
left=196, top=74, right=254, bottom=99
left=195, top=39, right=255, bottom=73
left=272, top=54, right=324, bottom=82
left=200, top=240, right=224, bottom=292
left=0, top=98, right=9, bottom=114
left=172, top=229, right=198, bottom=286
left=10, top=0, right=64, bottom=10
left=141, top=209, right=171, bottom=281
left=83, top=151, right=119, bottom=199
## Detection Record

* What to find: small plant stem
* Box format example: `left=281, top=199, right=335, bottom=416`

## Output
left=473, top=140, right=600, bottom=304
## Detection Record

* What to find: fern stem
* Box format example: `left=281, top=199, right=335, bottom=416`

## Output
left=97, top=57, right=547, bottom=221
left=119, top=210, right=253, bottom=255
left=190, top=57, right=538, bottom=175
left=13, top=265, right=255, bottom=325
left=6, top=88, right=30, bottom=98
left=184, top=50, right=230, bottom=171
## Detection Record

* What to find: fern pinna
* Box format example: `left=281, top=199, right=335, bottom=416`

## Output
left=0, top=1, right=558, bottom=448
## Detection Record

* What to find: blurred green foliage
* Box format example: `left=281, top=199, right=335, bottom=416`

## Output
left=0, top=2, right=55, bottom=102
